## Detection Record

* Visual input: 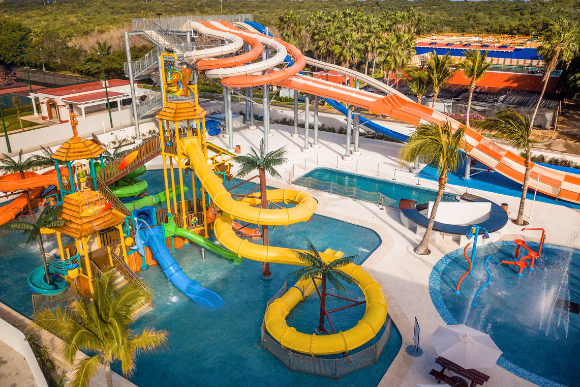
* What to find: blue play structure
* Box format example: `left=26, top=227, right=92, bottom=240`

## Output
left=454, top=224, right=490, bottom=295
left=133, top=207, right=224, bottom=311
left=206, top=119, right=222, bottom=136
left=244, top=21, right=406, bottom=143
left=472, top=254, right=492, bottom=307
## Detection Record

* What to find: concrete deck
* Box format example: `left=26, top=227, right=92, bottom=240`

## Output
left=177, top=118, right=579, bottom=387
left=0, top=340, right=37, bottom=387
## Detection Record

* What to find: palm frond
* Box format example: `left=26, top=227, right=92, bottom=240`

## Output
left=287, top=266, right=321, bottom=282
left=325, top=271, right=347, bottom=294
left=327, top=254, right=358, bottom=269
left=70, top=355, right=101, bottom=387
left=290, top=249, right=322, bottom=268
left=1, top=221, right=35, bottom=231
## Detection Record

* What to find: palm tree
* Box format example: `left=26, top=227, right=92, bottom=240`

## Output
left=1, top=204, right=65, bottom=286
left=481, top=110, right=532, bottom=226
left=531, top=19, right=579, bottom=132
left=235, top=139, right=287, bottom=278
left=32, top=270, right=168, bottom=387
left=399, top=122, right=465, bottom=255
left=458, top=50, right=492, bottom=127
left=406, top=67, right=431, bottom=104
left=278, top=11, right=302, bottom=47
left=426, top=52, right=455, bottom=109
left=91, top=41, right=112, bottom=57
left=0, top=149, right=44, bottom=217
left=289, top=237, right=358, bottom=334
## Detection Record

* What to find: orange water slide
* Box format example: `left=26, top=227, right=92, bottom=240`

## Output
left=0, top=168, right=67, bottom=225
left=189, top=21, right=580, bottom=205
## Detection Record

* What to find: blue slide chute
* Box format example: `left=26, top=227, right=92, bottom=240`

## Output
left=138, top=226, right=224, bottom=311
left=243, top=20, right=407, bottom=143
left=323, top=98, right=409, bottom=142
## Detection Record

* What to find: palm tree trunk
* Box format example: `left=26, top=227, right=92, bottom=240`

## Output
left=417, top=93, right=423, bottom=105
left=259, top=168, right=271, bottom=278
left=529, top=68, right=552, bottom=132
left=19, top=171, right=34, bottom=217
left=415, top=171, right=447, bottom=255
left=466, top=82, right=475, bottom=127
left=105, top=361, right=113, bottom=387
left=516, top=149, right=532, bottom=225
left=431, top=90, right=439, bottom=109
left=365, top=59, right=369, bottom=75
left=372, top=57, right=376, bottom=77
left=38, top=234, right=51, bottom=285
left=318, top=273, right=326, bottom=332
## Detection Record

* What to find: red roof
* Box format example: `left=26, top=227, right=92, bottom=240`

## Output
left=416, top=42, right=514, bottom=52
left=62, top=91, right=125, bottom=104
left=40, top=80, right=130, bottom=97
left=448, top=71, right=558, bottom=93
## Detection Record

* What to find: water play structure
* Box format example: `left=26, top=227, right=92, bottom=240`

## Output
left=455, top=225, right=489, bottom=295
left=502, top=228, right=546, bottom=276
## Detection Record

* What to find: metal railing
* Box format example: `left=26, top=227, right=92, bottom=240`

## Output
left=260, top=282, right=393, bottom=379
left=110, top=246, right=153, bottom=297
left=124, top=47, right=159, bottom=79
left=97, top=135, right=161, bottom=186
left=132, top=14, right=253, bottom=33
left=94, top=177, right=131, bottom=216
left=137, top=93, right=164, bottom=118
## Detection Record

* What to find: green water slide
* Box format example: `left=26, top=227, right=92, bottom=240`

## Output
left=164, top=216, right=242, bottom=263
left=125, top=186, right=189, bottom=212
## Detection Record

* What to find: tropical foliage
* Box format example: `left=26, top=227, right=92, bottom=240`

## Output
left=235, top=139, right=287, bottom=278
left=458, top=50, right=492, bottom=127
left=289, top=237, right=358, bottom=334
left=1, top=204, right=65, bottom=286
left=398, top=121, right=465, bottom=255
left=32, top=270, right=168, bottom=387
left=481, top=110, right=533, bottom=226
left=426, top=52, right=455, bottom=109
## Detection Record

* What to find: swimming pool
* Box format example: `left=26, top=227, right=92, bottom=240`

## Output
left=0, top=169, right=402, bottom=387
left=293, top=167, right=459, bottom=208
left=430, top=241, right=580, bottom=387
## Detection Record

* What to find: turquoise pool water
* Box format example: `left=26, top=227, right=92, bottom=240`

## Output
left=0, top=169, right=402, bottom=387
left=294, top=168, right=458, bottom=208
left=430, top=241, right=580, bottom=387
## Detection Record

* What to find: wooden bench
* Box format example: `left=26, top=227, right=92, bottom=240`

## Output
left=429, top=369, right=466, bottom=386
left=431, top=356, right=490, bottom=387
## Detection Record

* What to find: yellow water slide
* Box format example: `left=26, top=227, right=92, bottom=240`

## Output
left=183, top=138, right=388, bottom=355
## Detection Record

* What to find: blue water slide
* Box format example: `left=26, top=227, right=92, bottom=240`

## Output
left=140, top=226, right=224, bottom=311
left=323, top=98, right=409, bottom=142
left=244, top=21, right=406, bottom=142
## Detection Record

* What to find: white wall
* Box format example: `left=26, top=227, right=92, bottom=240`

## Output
left=427, top=201, right=492, bottom=225
left=0, top=317, right=48, bottom=387
left=0, top=109, right=134, bottom=154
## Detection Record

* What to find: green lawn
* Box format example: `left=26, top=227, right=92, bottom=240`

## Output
left=1, top=113, right=41, bottom=133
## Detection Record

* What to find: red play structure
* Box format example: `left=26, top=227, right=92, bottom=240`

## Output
left=502, top=228, right=546, bottom=276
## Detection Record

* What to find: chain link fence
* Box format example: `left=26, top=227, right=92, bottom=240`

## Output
left=260, top=282, right=393, bottom=379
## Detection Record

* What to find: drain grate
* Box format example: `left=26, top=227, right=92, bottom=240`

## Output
left=555, top=298, right=579, bottom=314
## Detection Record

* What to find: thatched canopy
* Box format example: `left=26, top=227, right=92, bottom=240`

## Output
left=155, top=100, right=206, bottom=121
left=52, top=112, right=105, bottom=162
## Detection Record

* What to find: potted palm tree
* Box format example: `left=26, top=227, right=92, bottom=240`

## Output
left=458, top=49, right=492, bottom=127
left=398, top=121, right=465, bottom=255
left=235, top=139, right=287, bottom=279
left=481, top=110, right=532, bottom=226
left=32, top=270, right=168, bottom=387
left=289, top=237, right=359, bottom=334
left=1, top=204, right=65, bottom=286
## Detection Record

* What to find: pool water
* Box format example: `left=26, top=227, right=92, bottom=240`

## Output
left=294, top=167, right=458, bottom=208
left=0, top=169, right=402, bottom=387
left=430, top=241, right=580, bottom=387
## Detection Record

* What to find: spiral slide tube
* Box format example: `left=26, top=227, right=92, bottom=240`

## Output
left=183, top=22, right=244, bottom=64
left=182, top=138, right=388, bottom=355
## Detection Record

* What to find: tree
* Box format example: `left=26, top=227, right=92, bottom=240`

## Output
left=398, top=121, right=465, bottom=255
left=0, top=18, right=31, bottom=67
left=0, top=150, right=46, bottom=217
left=278, top=11, right=302, bottom=47
left=288, top=237, right=358, bottom=334
left=235, top=139, right=287, bottom=278
left=1, top=204, right=65, bottom=286
left=458, top=49, right=492, bottom=127
left=91, top=41, right=112, bottom=57
left=12, top=96, right=23, bottom=130
left=406, top=67, right=431, bottom=104
left=32, top=270, right=168, bottom=387
left=481, top=110, right=532, bottom=226
left=426, top=52, right=455, bottom=109
left=531, top=19, right=579, bottom=131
